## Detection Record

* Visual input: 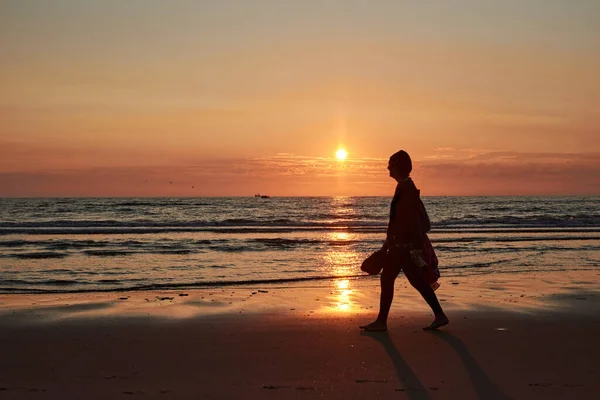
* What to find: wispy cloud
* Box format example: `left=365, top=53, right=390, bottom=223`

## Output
left=1, top=150, right=599, bottom=197
left=417, top=151, right=600, bottom=195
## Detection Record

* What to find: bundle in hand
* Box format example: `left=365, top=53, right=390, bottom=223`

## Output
left=360, top=249, right=387, bottom=275
left=360, top=236, right=441, bottom=291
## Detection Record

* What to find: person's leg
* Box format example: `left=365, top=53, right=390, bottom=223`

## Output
left=403, top=264, right=449, bottom=330
left=377, top=265, right=400, bottom=322
left=359, top=264, right=400, bottom=331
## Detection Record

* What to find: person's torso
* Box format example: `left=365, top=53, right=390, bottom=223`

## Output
left=387, top=178, right=421, bottom=243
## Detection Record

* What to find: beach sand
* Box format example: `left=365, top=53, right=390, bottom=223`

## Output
left=1, top=270, right=599, bottom=399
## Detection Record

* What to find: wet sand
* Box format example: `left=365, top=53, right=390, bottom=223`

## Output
left=0, top=270, right=599, bottom=399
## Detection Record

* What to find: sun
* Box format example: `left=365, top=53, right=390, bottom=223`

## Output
left=336, top=148, right=348, bottom=161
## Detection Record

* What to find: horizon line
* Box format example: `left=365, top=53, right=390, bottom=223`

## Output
left=2, top=194, right=600, bottom=200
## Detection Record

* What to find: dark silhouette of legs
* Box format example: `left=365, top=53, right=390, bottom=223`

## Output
left=360, top=254, right=449, bottom=331
left=359, top=263, right=400, bottom=331
left=378, top=263, right=402, bottom=321
left=402, top=263, right=448, bottom=329
left=403, top=262, right=443, bottom=314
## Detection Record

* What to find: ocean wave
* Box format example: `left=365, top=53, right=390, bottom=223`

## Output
left=0, top=240, right=33, bottom=247
left=3, top=252, right=68, bottom=259
left=431, top=235, right=600, bottom=244
left=83, top=250, right=136, bottom=257
left=0, top=226, right=386, bottom=235
left=250, top=238, right=372, bottom=247
left=1, top=213, right=598, bottom=234
left=2, top=232, right=598, bottom=261
left=3, top=226, right=599, bottom=237
left=0, top=218, right=385, bottom=229
left=46, top=240, right=111, bottom=250
left=154, top=249, right=195, bottom=255
left=0, top=274, right=369, bottom=294
left=435, top=215, right=600, bottom=228
left=0, top=278, right=87, bottom=286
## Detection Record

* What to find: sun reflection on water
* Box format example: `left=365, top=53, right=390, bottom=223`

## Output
left=337, top=279, right=349, bottom=289
left=331, top=231, right=351, bottom=241
left=322, top=235, right=363, bottom=313
left=320, top=198, right=367, bottom=314
left=334, top=279, right=353, bottom=311
left=323, top=231, right=362, bottom=277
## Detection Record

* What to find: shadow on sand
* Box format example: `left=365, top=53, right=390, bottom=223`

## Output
left=361, top=331, right=433, bottom=400
left=427, top=330, right=513, bottom=400
left=362, top=330, right=513, bottom=400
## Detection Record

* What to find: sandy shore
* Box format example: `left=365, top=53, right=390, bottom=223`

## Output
left=1, top=270, right=599, bottom=399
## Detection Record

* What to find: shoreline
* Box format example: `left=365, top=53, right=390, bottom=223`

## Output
left=1, top=270, right=599, bottom=323
left=1, top=270, right=599, bottom=399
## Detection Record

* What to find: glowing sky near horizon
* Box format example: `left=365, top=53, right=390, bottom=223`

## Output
left=1, top=0, right=599, bottom=196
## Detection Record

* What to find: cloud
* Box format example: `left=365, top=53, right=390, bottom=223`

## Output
left=416, top=151, right=600, bottom=195
left=1, top=151, right=599, bottom=197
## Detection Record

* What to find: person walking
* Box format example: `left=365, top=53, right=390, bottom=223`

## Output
left=360, top=150, right=449, bottom=332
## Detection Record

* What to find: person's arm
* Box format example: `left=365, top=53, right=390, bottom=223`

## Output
left=383, top=185, right=401, bottom=252
left=406, top=194, right=424, bottom=249
left=380, top=239, right=389, bottom=253
left=401, top=192, right=428, bottom=266
left=384, top=212, right=398, bottom=250
left=393, top=189, right=424, bottom=249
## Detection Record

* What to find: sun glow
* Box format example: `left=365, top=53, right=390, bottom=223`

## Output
left=336, top=149, right=348, bottom=160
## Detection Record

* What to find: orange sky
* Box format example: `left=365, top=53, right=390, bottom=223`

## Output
left=1, top=1, right=599, bottom=197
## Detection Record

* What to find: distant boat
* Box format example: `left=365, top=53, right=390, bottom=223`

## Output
left=254, top=193, right=270, bottom=199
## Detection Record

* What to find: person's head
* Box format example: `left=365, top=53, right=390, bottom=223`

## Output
left=387, top=150, right=412, bottom=181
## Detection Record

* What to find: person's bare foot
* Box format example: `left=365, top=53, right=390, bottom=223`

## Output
left=423, top=313, right=449, bottom=330
left=359, top=320, right=387, bottom=332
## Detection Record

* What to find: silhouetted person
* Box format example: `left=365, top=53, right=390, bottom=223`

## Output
left=360, top=150, right=449, bottom=331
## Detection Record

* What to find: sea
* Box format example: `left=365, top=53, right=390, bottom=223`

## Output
left=1, top=196, right=599, bottom=294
